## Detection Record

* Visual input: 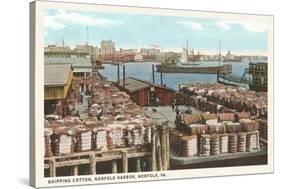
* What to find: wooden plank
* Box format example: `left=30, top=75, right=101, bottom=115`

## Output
left=156, top=131, right=163, bottom=171
left=256, top=131, right=261, bottom=150
left=151, top=126, right=157, bottom=171
left=161, top=124, right=168, bottom=170
left=128, top=152, right=150, bottom=158
left=49, top=152, right=151, bottom=168
left=44, top=146, right=149, bottom=161
left=49, top=159, right=56, bottom=177
left=147, top=156, right=152, bottom=171
left=97, top=155, right=121, bottom=162
left=89, top=152, right=96, bottom=175
left=166, top=126, right=170, bottom=170
left=136, top=158, right=141, bottom=172
left=56, top=159, right=89, bottom=167
left=122, top=150, right=128, bottom=173
left=112, top=160, right=117, bottom=174
left=72, top=165, right=78, bottom=176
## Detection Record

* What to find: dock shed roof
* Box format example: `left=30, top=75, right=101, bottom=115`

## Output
left=121, top=77, right=174, bottom=93
left=44, top=64, right=72, bottom=86
left=44, top=56, right=92, bottom=68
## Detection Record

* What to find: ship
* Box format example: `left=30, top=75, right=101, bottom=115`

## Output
left=156, top=41, right=232, bottom=74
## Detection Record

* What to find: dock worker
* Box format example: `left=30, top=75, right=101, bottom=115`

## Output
left=172, top=98, right=176, bottom=112
left=217, top=104, right=223, bottom=114
left=80, top=92, right=84, bottom=104
left=175, top=105, right=180, bottom=115
left=155, top=97, right=160, bottom=107
left=97, top=107, right=103, bottom=121
left=76, top=110, right=80, bottom=118
left=65, top=104, right=70, bottom=116
left=185, top=106, right=192, bottom=114
left=88, top=98, right=91, bottom=109
left=171, top=102, right=175, bottom=112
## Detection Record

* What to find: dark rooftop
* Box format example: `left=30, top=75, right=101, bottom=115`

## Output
left=120, top=77, right=174, bottom=92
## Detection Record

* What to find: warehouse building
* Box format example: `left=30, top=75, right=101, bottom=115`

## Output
left=117, top=77, right=175, bottom=106
left=44, top=64, right=73, bottom=117
left=45, top=51, right=92, bottom=78
left=249, top=62, right=268, bottom=92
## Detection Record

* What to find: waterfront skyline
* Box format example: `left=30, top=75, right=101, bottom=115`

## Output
left=44, top=9, right=269, bottom=56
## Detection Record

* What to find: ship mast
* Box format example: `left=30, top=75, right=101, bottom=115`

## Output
left=186, top=40, right=189, bottom=64
left=62, top=37, right=65, bottom=48
left=86, top=26, right=89, bottom=46
left=219, top=40, right=221, bottom=67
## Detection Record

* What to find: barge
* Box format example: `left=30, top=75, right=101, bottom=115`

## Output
left=156, top=64, right=232, bottom=74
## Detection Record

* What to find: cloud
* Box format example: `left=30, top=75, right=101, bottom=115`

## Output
left=216, top=20, right=268, bottom=32
left=241, top=21, right=268, bottom=32
left=44, top=15, right=65, bottom=30
left=216, top=21, right=232, bottom=30
left=178, top=21, right=203, bottom=30
left=44, top=10, right=120, bottom=30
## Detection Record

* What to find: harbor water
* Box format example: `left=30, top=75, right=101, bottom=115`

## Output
left=99, top=62, right=250, bottom=90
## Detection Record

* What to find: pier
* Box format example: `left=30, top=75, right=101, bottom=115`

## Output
left=45, top=147, right=151, bottom=177
left=44, top=124, right=170, bottom=177
left=218, top=73, right=250, bottom=84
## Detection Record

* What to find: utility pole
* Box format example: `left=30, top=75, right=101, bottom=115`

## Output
left=86, top=26, right=89, bottom=46
left=186, top=40, right=189, bottom=63
left=62, top=37, right=64, bottom=48
left=123, top=65, right=126, bottom=87
left=217, top=40, right=221, bottom=82
left=117, top=63, right=120, bottom=84
left=152, top=64, right=155, bottom=83
left=104, top=48, right=106, bottom=62
left=219, top=40, right=221, bottom=67
left=160, top=72, right=163, bottom=86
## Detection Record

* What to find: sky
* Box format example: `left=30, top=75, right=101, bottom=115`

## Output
left=44, top=9, right=269, bottom=55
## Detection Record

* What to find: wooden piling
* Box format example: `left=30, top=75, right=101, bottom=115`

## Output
left=161, top=124, right=167, bottom=170
left=89, top=152, right=96, bottom=175
left=156, top=130, right=163, bottom=171
left=166, top=124, right=170, bottom=170
left=256, top=131, right=260, bottom=150
left=49, top=159, right=56, bottom=177
left=147, top=156, right=152, bottom=171
left=122, top=150, right=128, bottom=173
left=136, top=158, right=141, bottom=172
left=112, top=160, right=117, bottom=174
left=151, top=126, right=157, bottom=171
left=72, top=165, right=79, bottom=176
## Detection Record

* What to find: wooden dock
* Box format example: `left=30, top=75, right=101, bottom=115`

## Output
left=45, top=147, right=151, bottom=177
left=218, top=73, right=251, bottom=84
left=44, top=124, right=170, bottom=177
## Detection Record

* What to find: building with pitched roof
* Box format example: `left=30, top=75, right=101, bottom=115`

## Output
left=44, top=51, right=92, bottom=78
left=116, top=77, right=175, bottom=106
left=44, top=64, right=73, bottom=116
